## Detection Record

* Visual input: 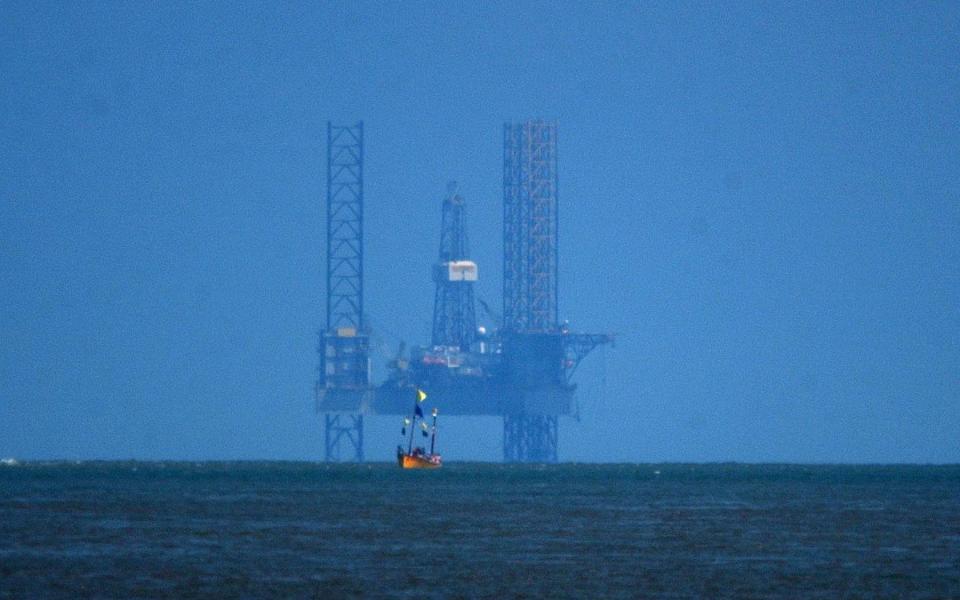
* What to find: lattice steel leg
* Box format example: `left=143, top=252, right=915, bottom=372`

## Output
left=503, top=414, right=558, bottom=463
left=324, top=414, right=364, bottom=462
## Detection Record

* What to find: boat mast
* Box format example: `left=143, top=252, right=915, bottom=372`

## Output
left=429, top=408, right=438, bottom=455
left=407, top=398, right=417, bottom=455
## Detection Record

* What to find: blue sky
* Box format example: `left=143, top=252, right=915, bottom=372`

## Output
left=1, top=1, right=958, bottom=462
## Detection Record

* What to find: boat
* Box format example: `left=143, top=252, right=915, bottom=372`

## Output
left=398, top=447, right=442, bottom=469
left=397, top=389, right=442, bottom=469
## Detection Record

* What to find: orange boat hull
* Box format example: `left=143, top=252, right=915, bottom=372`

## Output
left=398, top=453, right=442, bottom=469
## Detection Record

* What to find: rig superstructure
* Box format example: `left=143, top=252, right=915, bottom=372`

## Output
left=315, top=120, right=611, bottom=462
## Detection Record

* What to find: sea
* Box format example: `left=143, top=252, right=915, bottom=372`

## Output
left=1, top=462, right=958, bottom=599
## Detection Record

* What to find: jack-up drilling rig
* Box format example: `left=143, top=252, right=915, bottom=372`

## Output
left=316, top=120, right=612, bottom=462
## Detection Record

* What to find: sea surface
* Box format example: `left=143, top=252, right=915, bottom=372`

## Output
left=1, top=462, right=959, bottom=598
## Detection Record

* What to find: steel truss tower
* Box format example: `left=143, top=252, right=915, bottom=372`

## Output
left=317, top=122, right=368, bottom=462
left=326, top=122, right=364, bottom=331
left=324, top=414, right=363, bottom=462
left=432, top=182, right=478, bottom=350
left=503, top=120, right=561, bottom=462
left=503, top=414, right=558, bottom=462
left=504, top=120, right=558, bottom=332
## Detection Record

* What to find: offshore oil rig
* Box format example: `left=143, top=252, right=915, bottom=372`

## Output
left=316, top=120, right=611, bottom=462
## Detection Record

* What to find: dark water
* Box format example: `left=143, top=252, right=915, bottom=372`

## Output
left=2, top=462, right=959, bottom=598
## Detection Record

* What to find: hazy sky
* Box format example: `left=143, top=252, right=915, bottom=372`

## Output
left=2, top=2, right=958, bottom=462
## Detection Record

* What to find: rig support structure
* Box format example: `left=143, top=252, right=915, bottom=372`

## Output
left=503, top=414, right=558, bottom=463
left=503, top=120, right=559, bottom=333
left=501, top=120, right=612, bottom=462
left=316, top=122, right=369, bottom=462
left=502, top=120, right=562, bottom=462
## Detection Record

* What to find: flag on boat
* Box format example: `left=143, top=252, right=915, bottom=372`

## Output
left=417, top=389, right=427, bottom=402
left=420, top=421, right=430, bottom=437
left=414, top=404, right=423, bottom=418
left=401, top=417, right=411, bottom=435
